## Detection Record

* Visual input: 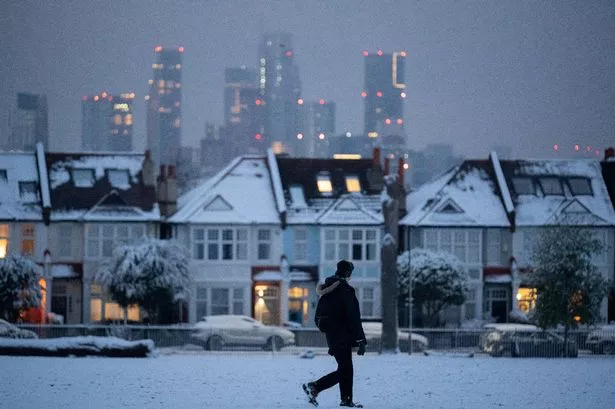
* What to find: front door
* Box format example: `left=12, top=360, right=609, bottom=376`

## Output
left=491, top=301, right=508, bottom=323
left=51, top=296, right=68, bottom=320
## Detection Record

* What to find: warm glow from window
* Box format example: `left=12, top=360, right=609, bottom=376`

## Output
left=516, top=288, right=537, bottom=313
left=288, top=287, right=304, bottom=298
left=0, top=239, right=7, bottom=258
left=125, top=114, right=133, bottom=126
left=368, top=132, right=379, bottom=138
left=317, top=174, right=333, bottom=194
left=333, top=154, right=362, bottom=160
left=0, top=224, right=8, bottom=258
left=114, top=114, right=122, bottom=125
left=345, top=176, right=361, bottom=192
left=90, top=298, right=102, bottom=322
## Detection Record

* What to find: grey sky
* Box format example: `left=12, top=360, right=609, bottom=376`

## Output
left=1, top=0, right=613, bottom=158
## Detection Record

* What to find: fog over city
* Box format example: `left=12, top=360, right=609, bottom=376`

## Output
left=1, top=0, right=613, bottom=158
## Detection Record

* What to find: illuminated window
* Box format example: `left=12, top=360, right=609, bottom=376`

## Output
left=124, top=114, right=133, bottom=126
left=21, top=224, right=35, bottom=256
left=516, top=288, right=537, bottom=313
left=316, top=173, right=333, bottom=195
left=345, top=175, right=361, bottom=193
left=0, top=224, right=8, bottom=258
left=72, top=169, right=95, bottom=187
left=113, top=114, right=122, bottom=125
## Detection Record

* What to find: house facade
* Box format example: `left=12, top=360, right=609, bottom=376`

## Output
left=45, top=150, right=160, bottom=324
left=401, top=152, right=615, bottom=326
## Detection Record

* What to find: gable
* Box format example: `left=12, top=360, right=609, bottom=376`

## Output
left=335, top=198, right=360, bottom=211
left=435, top=199, right=464, bottom=214
left=203, top=195, right=233, bottom=211
left=561, top=200, right=590, bottom=214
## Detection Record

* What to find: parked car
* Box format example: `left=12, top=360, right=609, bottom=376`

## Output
left=362, top=322, right=429, bottom=352
left=191, top=315, right=295, bottom=351
left=479, top=323, right=577, bottom=358
left=586, top=325, right=615, bottom=355
left=0, top=319, right=38, bottom=339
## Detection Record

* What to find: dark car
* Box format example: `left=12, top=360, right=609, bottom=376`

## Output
left=586, top=325, right=615, bottom=355
left=480, top=324, right=578, bottom=358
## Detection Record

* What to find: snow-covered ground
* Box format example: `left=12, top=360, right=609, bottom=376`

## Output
left=1, top=352, right=613, bottom=409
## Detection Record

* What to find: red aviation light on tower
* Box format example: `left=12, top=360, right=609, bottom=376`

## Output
left=285, top=50, right=293, bottom=57
left=362, top=50, right=369, bottom=57
left=297, top=98, right=304, bottom=105
left=154, top=46, right=163, bottom=53
left=255, top=99, right=263, bottom=106
left=377, top=50, right=383, bottom=56
left=319, top=99, right=326, bottom=105
left=82, top=96, right=88, bottom=101
left=93, top=95, right=99, bottom=102
left=400, top=51, right=407, bottom=57
left=376, top=91, right=383, bottom=97
left=397, top=118, right=403, bottom=125
left=400, top=92, right=407, bottom=98
left=361, top=91, right=367, bottom=98
left=255, top=133, right=262, bottom=140
left=574, top=144, right=580, bottom=151
left=553, top=144, right=559, bottom=151
left=586, top=146, right=592, bottom=152
left=178, top=46, right=185, bottom=53
left=385, top=118, right=391, bottom=125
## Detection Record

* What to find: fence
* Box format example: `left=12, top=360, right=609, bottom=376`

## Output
left=13, top=324, right=615, bottom=357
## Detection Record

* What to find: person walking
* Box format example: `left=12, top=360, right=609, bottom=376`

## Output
left=303, top=260, right=366, bottom=408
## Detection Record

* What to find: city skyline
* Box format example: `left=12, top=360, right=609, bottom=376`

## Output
left=1, top=1, right=614, bottom=159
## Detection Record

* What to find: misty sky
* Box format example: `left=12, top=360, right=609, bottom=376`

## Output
left=1, top=0, right=613, bottom=158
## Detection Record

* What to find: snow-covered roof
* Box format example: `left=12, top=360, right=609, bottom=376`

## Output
left=253, top=271, right=283, bottom=281
left=170, top=156, right=281, bottom=225
left=0, top=151, right=45, bottom=221
left=501, top=159, right=615, bottom=226
left=46, top=152, right=159, bottom=221
left=401, top=161, right=511, bottom=227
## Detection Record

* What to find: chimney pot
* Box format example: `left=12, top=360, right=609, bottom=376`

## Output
left=605, top=147, right=615, bottom=161
left=372, top=147, right=381, bottom=168
left=145, top=149, right=151, bottom=159
left=159, top=165, right=166, bottom=179
left=384, top=157, right=390, bottom=175
left=398, top=158, right=405, bottom=186
left=167, top=165, right=176, bottom=178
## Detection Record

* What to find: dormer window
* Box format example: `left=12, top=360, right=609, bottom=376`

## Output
left=72, top=168, right=95, bottom=187
left=107, top=169, right=130, bottom=188
left=538, top=177, right=563, bottom=196
left=566, top=177, right=593, bottom=196
left=345, top=175, right=361, bottom=193
left=289, top=185, right=308, bottom=208
left=511, top=177, right=535, bottom=195
left=0, top=169, right=7, bottom=183
left=19, top=181, right=38, bottom=202
left=316, top=172, right=333, bottom=196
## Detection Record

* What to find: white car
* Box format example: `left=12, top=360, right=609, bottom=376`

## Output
left=191, top=315, right=295, bottom=351
left=586, top=325, right=615, bottom=355
left=362, top=322, right=429, bottom=352
left=0, top=319, right=38, bottom=339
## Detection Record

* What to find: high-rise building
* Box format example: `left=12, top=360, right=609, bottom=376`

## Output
left=6, top=93, right=49, bottom=151
left=362, top=50, right=407, bottom=153
left=295, top=99, right=335, bottom=158
left=82, top=91, right=135, bottom=151
left=146, top=46, right=183, bottom=166
left=224, top=66, right=257, bottom=125
left=258, top=32, right=301, bottom=154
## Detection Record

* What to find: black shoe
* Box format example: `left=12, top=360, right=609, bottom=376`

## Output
left=302, top=382, right=319, bottom=406
left=340, top=399, right=363, bottom=407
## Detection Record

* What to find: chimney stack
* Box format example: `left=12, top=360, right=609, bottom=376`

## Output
left=142, top=150, right=155, bottom=187
left=397, top=158, right=405, bottom=186
left=372, top=147, right=381, bottom=168
left=605, top=147, right=615, bottom=161
left=157, top=164, right=177, bottom=219
left=384, top=157, right=390, bottom=176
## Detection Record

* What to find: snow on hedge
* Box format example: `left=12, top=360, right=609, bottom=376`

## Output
left=0, top=336, right=155, bottom=357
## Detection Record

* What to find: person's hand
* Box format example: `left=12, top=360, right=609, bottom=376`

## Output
left=357, top=340, right=366, bottom=356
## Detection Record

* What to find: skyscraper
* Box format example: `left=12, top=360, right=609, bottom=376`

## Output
left=258, top=32, right=301, bottom=154
left=6, top=93, right=49, bottom=151
left=146, top=46, right=183, bottom=166
left=295, top=99, right=336, bottom=158
left=362, top=50, right=407, bottom=153
left=82, top=91, right=135, bottom=151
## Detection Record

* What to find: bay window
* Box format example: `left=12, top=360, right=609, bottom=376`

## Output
left=323, top=228, right=378, bottom=261
left=422, top=228, right=482, bottom=264
left=86, top=224, right=146, bottom=258
left=257, top=229, right=271, bottom=260
left=192, top=227, right=248, bottom=261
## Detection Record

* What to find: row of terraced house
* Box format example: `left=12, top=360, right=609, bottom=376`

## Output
left=1, top=143, right=614, bottom=327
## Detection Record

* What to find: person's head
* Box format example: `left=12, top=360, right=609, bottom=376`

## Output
left=335, top=260, right=354, bottom=279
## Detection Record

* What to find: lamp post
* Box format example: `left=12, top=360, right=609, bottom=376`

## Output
left=408, top=268, right=413, bottom=355
left=43, top=250, right=52, bottom=324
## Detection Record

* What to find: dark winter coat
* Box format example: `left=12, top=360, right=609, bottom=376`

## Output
left=316, top=275, right=366, bottom=354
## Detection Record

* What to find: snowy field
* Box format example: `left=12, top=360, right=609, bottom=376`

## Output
left=1, top=352, right=614, bottom=409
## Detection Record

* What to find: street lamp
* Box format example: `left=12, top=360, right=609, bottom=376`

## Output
left=43, top=250, right=52, bottom=324
left=408, top=267, right=413, bottom=355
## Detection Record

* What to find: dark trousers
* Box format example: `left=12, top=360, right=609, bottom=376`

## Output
left=314, top=347, right=354, bottom=401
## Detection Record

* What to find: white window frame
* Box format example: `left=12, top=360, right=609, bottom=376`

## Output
left=422, top=228, right=482, bottom=265
left=196, top=287, right=246, bottom=317
left=192, top=227, right=248, bottom=261
left=293, top=228, right=308, bottom=262
left=20, top=223, right=35, bottom=256
left=359, top=287, right=375, bottom=317
left=257, top=229, right=271, bottom=261
left=322, top=228, right=379, bottom=262
left=86, top=223, right=146, bottom=259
